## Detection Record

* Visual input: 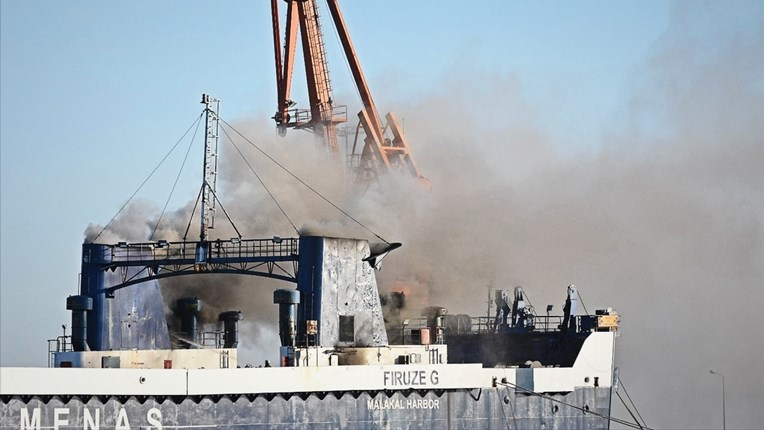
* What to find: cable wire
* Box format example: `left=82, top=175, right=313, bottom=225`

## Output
left=505, top=385, right=518, bottom=429
left=618, top=377, right=648, bottom=429
left=616, top=390, right=646, bottom=429
left=183, top=186, right=203, bottom=241
left=494, top=387, right=512, bottom=430
left=496, top=380, right=652, bottom=430
left=218, top=123, right=299, bottom=236
left=206, top=182, right=243, bottom=239
left=150, top=113, right=203, bottom=240
left=217, top=115, right=389, bottom=243
left=576, top=288, right=590, bottom=315
left=89, top=112, right=204, bottom=243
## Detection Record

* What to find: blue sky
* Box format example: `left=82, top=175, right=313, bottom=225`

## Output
left=1, top=1, right=762, bottom=428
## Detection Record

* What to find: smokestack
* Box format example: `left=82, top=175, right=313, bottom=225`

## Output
left=176, top=297, right=202, bottom=348
left=66, top=295, right=93, bottom=352
left=273, top=289, right=300, bottom=347
left=218, top=311, right=243, bottom=348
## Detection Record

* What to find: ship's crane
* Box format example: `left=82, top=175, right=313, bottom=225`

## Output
left=270, top=0, right=427, bottom=184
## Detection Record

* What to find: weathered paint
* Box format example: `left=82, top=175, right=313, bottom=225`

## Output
left=1, top=387, right=612, bottom=429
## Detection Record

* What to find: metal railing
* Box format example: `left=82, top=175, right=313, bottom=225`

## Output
left=200, top=330, right=225, bottom=349
left=47, top=335, right=71, bottom=367
left=280, top=105, right=348, bottom=128
left=393, top=314, right=588, bottom=345
left=84, top=238, right=301, bottom=295
left=90, top=237, right=299, bottom=265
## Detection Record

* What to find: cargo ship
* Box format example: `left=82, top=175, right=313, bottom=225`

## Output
left=2, top=2, right=627, bottom=428
left=0, top=96, right=622, bottom=429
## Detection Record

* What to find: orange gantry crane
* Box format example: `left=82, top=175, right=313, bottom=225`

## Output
left=270, top=0, right=427, bottom=184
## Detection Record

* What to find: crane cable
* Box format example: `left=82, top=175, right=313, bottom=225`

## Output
left=495, top=379, right=652, bottom=430
left=89, top=112, right=204, bottom=244
left=216, top=115, right=390, bottom=244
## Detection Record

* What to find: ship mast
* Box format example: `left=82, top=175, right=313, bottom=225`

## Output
left=200, top=94, right=220, bottom=242
left=194, top=93, right=221, bottom=270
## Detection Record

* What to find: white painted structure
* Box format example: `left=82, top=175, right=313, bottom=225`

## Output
left=0, top=332, right=615, bottom=396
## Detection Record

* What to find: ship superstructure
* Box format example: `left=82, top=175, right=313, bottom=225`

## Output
left=1, top=233, right=621, bottom=429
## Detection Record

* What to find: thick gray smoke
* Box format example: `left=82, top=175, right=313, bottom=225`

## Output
left=84, top=2, right=760, bottom=427
left=366, top=4, right=760, bottom=428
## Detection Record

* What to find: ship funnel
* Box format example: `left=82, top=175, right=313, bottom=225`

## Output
left=273, top=289, right=300, bottom=347
left=66, top=295, right=93, bottom=352
left=176, top=297, right=202, bottom=348
left=219, top=311, right=243, bottom=348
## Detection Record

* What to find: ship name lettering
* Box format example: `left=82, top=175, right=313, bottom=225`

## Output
left=366, top=398, right=440, bottom=410
left=18, top=407, right=163, bottom=429
left=147, top=408, right=163, bottom=429
left=54, top=408, right=69, bottom=429
left=20, top=408, right=40, bottom=430
left=383, top=370, right=440, bottom=387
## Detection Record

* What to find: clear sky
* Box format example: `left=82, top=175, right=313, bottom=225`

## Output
left=1, top=1, right=762, bottom=429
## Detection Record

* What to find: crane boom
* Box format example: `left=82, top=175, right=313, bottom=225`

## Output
left=271, top=0, right=343, bottom=157
left=324, top=0, right=384, bottom=142
left=270, top=0, right=426, bottom=183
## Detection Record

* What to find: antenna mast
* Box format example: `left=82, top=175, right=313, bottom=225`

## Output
left=200, top=94, right=220, bottom=242
left=194, top=94, right=220, bottom=271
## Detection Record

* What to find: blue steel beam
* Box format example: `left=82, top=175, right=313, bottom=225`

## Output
left=80, top=238, right=300, bottom=352
left=83, top=238, right=299, bottom=296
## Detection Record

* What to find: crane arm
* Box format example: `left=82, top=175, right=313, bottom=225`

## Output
left=325, top=0, right=425, bottom=181
left=269, top=0, right=425, bottom=182
left=271, top=0, right=299, bottom=129
left=324, top=0, right=384, bottom=144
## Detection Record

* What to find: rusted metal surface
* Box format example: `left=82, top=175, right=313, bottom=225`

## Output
left=270, top=1, right=426, bottom=183
left=271, top=0, right=342, bottom=155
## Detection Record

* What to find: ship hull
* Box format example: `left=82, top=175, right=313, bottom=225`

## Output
left=1, top=332, right=618, bottom=429
left=2, top=387, right=612, bottom=429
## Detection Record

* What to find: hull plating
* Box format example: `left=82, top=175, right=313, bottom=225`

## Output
left=1, top=387, right=612, bottom=429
